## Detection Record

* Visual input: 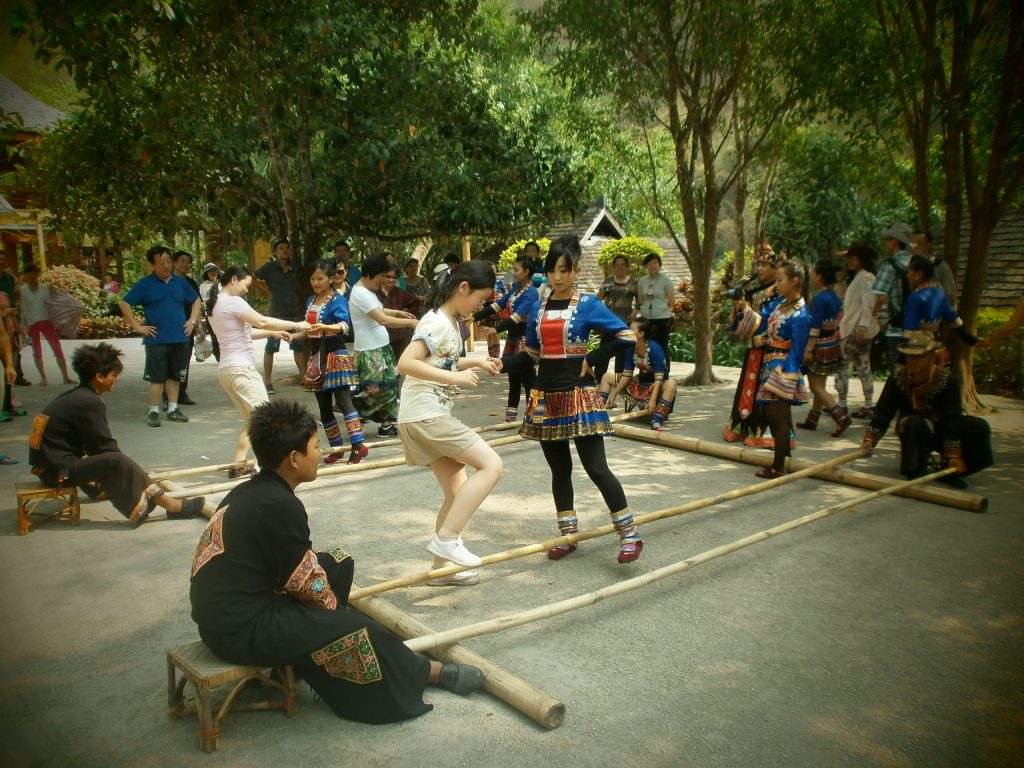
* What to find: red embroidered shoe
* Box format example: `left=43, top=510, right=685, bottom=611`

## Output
left=755, top=467, right=786, bottom=479
left=617, top=540, right=644, bottom=564
left=323, top=451, right=344, bottom=464
left=547, top=543, right=578, bottom=560
left=347, top=443, right=369, bottom=465
left=831, top=413, right=852, bottom=437
left=723, top=427, right=744, bottom=443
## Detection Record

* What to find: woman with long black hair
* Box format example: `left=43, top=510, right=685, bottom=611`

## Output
left=502, top=235, right=644, bottom=564
left=300, top=259, right=369, bottom=464
left=206, top=264, right=310, bottom=475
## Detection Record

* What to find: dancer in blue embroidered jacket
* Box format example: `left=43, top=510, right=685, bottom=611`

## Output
left=739, top=260, right=812, bottom=478
left=473, top=252, right=540, bottom=422
left=190, top=400, right=483, bottom=725
left=797, top=260, right=852, bottom=437
left=299, top=260, right=367, bottom=465
left=501, top=235, right=644, bottom=564
left=903, top=256, right=981, bottom=361
left=597, top=318, right=677, bottom=432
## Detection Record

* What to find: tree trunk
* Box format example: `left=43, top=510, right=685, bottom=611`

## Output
left=232, top=6, right=298, bottom=253
left=684, top=177, right=722, bottom=387
left=734, top=165, right=747, bottom=278
left=953, top=204, right=994, bottom=412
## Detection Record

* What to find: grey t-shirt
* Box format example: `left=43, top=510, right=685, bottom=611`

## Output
left=255, top=259, right=300, bottom=319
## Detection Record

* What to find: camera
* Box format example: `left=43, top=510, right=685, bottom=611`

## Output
left=724, top=275, right=754, bottom=301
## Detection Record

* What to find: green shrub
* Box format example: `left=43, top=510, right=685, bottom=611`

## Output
left=597, top=236, right=662, bottom=278
left=973, top=307, right=1021, bottom=398
left=497, top=238, right=550, bottom=272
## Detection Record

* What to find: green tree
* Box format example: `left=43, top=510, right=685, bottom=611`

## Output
left=14, top=0, right=591, bottom=260
left=531, top=0, right=817, bottom=385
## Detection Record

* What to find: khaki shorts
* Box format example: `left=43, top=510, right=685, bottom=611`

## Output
left=398, top=416, right=482, bottom=466
left=218, top=366, right=269, bottom=416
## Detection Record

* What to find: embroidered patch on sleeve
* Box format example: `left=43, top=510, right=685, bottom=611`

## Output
left=284, top=549, right=338, bottom=610
left=28, top=414, right=49, bottom=450
left=191, top=507, right=227, bottom=577
left=322, top=548, right=351, bottom=564
left=310, top=628, right=382, bottom=685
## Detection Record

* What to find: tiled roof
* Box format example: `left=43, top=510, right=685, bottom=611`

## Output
left=934, top=207, right=1024, bottom=308
left=0, top=75, right=66, bottom=132
left=543, top=198, right=693, bottom=293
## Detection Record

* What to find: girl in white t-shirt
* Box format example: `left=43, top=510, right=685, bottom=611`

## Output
left=349, top=253, right=418, bottom=437
left=207, top=265, right=309, bottom=475
left=396, top=260, right=503, bottom=586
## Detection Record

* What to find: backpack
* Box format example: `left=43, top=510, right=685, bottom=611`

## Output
left=885, top=257, right=912, bottom=329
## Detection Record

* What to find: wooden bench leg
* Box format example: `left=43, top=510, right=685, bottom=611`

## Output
left=280, top=666, right=298, bottom=717
left=70, top=491, right=81, bottom=526
left=17, top=498, right=30, bottom=536
left=193, top=682, right=219, bottom=752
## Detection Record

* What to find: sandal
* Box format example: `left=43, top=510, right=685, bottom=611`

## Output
left=0, top=454, right=18, bottom=465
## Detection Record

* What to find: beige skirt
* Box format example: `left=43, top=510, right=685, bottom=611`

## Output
left=398, top=416, right=482, bottom=466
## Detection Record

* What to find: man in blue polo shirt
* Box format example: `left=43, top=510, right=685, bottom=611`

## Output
left=119, top=245, right=201, bottom=427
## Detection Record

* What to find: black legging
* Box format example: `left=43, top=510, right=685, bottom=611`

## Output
left=540, top=436, right=627, bottom=512
left=507, top=367, right=535, bottom=410
left=764, top=401, right=793, bottom=472
left=320, top=387, right=356, bottom=423
left=647, top=318, right=673, bottom=374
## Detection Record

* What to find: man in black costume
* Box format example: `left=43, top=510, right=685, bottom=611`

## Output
left=28, top=343, right=205, bottom=524
left=860, top=330, right=992, bottom=490
left=189, top=399, right=483, bottom=723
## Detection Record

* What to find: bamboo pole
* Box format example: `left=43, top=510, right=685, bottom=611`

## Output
left=151, top=461, right=249, bottom=481
left=405, top=468, right=957, bottom=654
left=348, top=448, right=868, bottom=600
left=612, top=423, right=989, bottom=513
left=166, top=434, right=528, bottom=500
left=149, top=420, right=526, bottom=482
left=349, top=585, right=565, bottom=729
left=169, top=410, right=646, bottom=500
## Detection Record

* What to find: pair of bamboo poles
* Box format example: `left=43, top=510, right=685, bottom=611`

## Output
left=155, top=411, right=981, bottom=652
left=154, top=411, right=981, bottom=727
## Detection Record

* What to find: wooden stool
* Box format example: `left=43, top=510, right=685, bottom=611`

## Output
left=167, top=640, right=298, bottom=752
left=15, top=481, right=80, bottom=535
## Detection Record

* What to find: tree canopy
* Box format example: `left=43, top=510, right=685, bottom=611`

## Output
left=14, top=0, right=592, bottom=258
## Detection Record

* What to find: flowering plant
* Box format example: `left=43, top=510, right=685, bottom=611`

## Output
left=42, top=265, right=110, bottom=319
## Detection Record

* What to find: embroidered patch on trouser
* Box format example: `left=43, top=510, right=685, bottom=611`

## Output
left=311, top=628, right=382, bottom=685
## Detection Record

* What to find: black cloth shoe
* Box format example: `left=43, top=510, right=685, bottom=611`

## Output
left=377, top=423, right=398, bottom=437
left=437, top=663, right=484, bottom=695
left=937, top=474, right=968, bottom=490
left=168, top=496, right=206, bottom=519
left=178, top=395, right=197, bottom=406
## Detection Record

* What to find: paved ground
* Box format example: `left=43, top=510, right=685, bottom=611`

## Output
left=1, top=339, right=1021, bottom=768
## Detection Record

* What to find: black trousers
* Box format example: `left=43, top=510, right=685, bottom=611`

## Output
left=37, top=452, right=159, bottom=521
left=897, top=414, right=993, bottom=477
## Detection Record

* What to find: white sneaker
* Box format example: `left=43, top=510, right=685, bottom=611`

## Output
left=427, top=534, right=482, bottom=567
left=427, top=569, right=481, bottom=587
